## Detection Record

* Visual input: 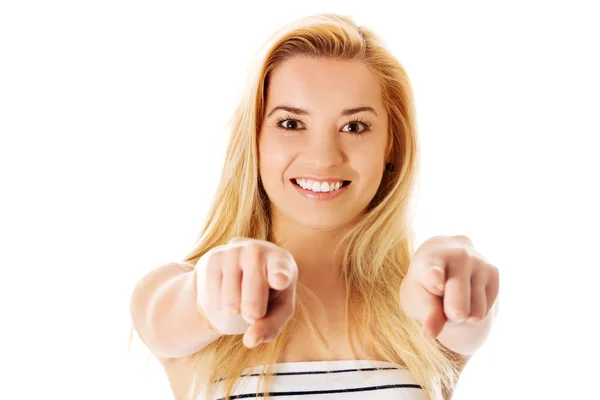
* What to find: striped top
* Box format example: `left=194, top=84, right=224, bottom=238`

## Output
left=207, top=359, right=428, bottom=399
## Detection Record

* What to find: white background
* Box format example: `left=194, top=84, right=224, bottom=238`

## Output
left=1, top=1, right=598, bottom=399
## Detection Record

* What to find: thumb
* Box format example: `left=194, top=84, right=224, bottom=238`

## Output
left=419, top=265, right=446, bottom=296
left=266, top=257, right=295, bottom=291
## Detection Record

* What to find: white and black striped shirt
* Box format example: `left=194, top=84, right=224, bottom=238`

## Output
left=208, top=359, right=427, bottom=399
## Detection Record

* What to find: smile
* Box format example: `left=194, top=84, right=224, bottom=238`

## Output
left=290, top=178, right=351, bottom=201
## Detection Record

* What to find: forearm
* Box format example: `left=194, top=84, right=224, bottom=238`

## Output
left=130, top=263, right=223, bottom=359
left=436, top=297, right=499, bottom=356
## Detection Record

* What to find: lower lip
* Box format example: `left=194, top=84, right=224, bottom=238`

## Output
left=291, top=181, right=350, bottom=201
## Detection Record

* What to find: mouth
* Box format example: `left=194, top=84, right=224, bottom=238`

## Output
left=290, top=178, right=351, bottom=193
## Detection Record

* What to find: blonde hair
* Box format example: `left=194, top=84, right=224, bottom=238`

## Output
left=177, top=13, right=460, bottom=400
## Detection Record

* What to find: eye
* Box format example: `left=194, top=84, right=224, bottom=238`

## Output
left=275, top=116, right=305, bottom=130
left=341, top=119, right=372, bottom=135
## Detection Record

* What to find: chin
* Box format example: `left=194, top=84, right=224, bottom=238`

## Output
left=266, top=191, right=367, bottom=233
left=288, top=211, right=357, bottom=232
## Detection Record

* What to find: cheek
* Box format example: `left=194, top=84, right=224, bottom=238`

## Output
left=360, top=162, right=384, bottom=192
left=258, top=136, right=292, bottom=183
left=351, top=142, right=385, bottom=180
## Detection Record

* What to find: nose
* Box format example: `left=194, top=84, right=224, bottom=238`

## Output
left=303, top=131, right=344, bottom=168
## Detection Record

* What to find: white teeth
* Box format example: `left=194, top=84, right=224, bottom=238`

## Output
left=294, top=179, right=345, bottom=193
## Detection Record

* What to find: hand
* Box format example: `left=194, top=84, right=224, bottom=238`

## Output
left=399, top=235, right=499, bottom=341
left=195, top=237, right=298, bottom=348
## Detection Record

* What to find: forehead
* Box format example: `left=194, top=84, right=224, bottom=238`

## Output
left=265, top=56, right=384, bottom=114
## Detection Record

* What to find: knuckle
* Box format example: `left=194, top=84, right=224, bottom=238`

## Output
left=425, top=235, right=446, bottom=245
left=225, top=245, right=241, bottom=257
left=203, top=249, right=217, bottom=262
left=243, top=242, right=263, bottom=260
left=222, top=256, right=240, bottom=272
left=206, top=252, right=223, bottom=271
left=228, top=236, right=246, bottom=243
left=453, top=235, right=473, bottom=245
left=489, top=264, right=500, bottom=278
left=454, top=247, right=470, bottom=263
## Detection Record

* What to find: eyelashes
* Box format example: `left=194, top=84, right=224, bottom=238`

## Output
left=274, top=114, right=372, bottom=135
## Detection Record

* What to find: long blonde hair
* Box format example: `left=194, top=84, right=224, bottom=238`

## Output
left=178, top=13, right=460, bottom=400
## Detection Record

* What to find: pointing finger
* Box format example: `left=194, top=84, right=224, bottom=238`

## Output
left=443, top=250, right=472, bottom=322
left=243, top=289, right=295, bottom=348
left=240, top=244, right=269, bottom=324
left=417, top=284, right=447, bottom=340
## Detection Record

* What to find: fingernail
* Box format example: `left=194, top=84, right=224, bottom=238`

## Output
left=467, top=316, right=481, bottom=323
left=429, top=265, right=444, bottom=277
left=242, top=315, right=256, bottom=324
left=272, top=260, right=292, bottom=278
left=254, top=336, right=264, bottom=346
left=435, top=282, right=445, bottom=292
left=449, top=315, right=467, bottom=324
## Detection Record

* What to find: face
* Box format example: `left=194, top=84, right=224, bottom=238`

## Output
left=258, top=56, right=389, bottom=232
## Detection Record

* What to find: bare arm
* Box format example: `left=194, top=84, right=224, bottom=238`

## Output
left=129, top=262, right=223, bottom=359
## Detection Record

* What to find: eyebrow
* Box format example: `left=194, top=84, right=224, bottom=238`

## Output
left=266, top=105, right=379, bottom=118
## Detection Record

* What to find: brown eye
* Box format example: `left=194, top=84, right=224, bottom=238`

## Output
left=277, top=119, right=305, bottom=130
left=342, top=121, right=370, bottom=134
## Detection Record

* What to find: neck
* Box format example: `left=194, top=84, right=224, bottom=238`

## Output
left=269, top=211, right=356, bottom=290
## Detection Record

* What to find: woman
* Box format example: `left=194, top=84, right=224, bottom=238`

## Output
left=130, top=13, right=499, bottom=400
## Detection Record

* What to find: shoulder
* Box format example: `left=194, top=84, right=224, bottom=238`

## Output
left=441, top=348, right=471, bottom=400
left=158, top=354, right=198, bottom=399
